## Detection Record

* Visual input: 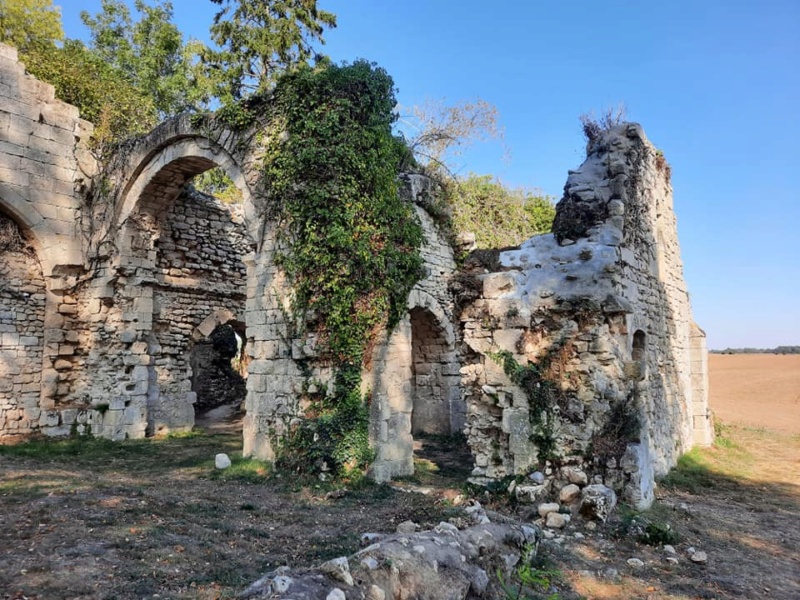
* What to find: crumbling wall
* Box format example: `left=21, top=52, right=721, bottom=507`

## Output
left=459, top=124, right=712, bottom=508
left=0, top=215, right=46, bottom=439
left=366, top=175, right=462, bottom=481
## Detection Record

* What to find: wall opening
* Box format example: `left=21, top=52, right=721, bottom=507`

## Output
left=191, top=321, right=248, bottom=432
left=632, top=330, right=646, bottom=363
left=111, top=141, right=256, bottom=437
left=410, top=307, right=451, bottom=435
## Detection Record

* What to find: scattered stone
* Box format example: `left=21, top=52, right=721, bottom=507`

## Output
left=367, top=584, right=386, bottom=600
left=545, top=512, right=567, bottom=529
left=326, top=589, right=346, bottom=600
left=515, top=485, right=547, bottom=504
left=559, top=483, right=581, bottom=503
left=529, top=471, right=546, bottom=484
left=271, top=575, right=293, bottom=593
left=585, top=521, right=597, bottom=531
left=690, top=551, right=708, bottom=564
left=599, top=567, right=619, bottom=581
left=360, top=557, right=379, bottom=570
left=579, top=484, right=617, bottom=522
left=319, top=556, right=354, bottom=586
left=666, top=557, right=679, bottom=565
left=565, top=468, right=589, bottom=486
left=214, top=453, right=231, bottom=469
left=627, top=558, right=644, bottom=568
left=396, top=520, right=418, bottom=534
left=663, top=544, right=676, bottom=555
left=538, top=502, right=560, bottom=518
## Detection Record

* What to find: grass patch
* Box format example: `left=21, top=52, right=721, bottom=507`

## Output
left=0, top=435, right=157, bottom=462
left=208, top=455, right=272, bottom=483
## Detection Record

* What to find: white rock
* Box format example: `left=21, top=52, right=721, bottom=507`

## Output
left=367, top=584, right=386, bottom=600
left=360, top=557, right=379, bottom=570
left=538, top=502, right=560, bottom=518
left=515, top=484, right=546, bottom=503
left=690, top=551, right=707, bottom=564
left=565, top=468, right=589, bottom=486
left=320, top=556, right=354, bottom=586
left=545, top=512, right=567, bottom=529
left=559, top=483, right=581, bottom=503
left=663, top=544, right=676, bottom=555
left=271, top=575, right=293, bottom=593
left=214, top=453, right=231, bottom=469
left=326, top=589, right=346, bottom=600
left=529, top=471, right=546, bottom=484
left=666, top=557, right=679, bottom=565
left=396, top=520, right=418, bottom=534
left=627, top=558, right=644, bottom=568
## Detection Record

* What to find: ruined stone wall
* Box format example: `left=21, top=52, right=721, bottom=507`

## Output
left=459, top=124, right=711, bottom=508
left=1, top=43, right=709, bottom=504
left=367, top=176, right=462, bottom=481
left=0, top=215, right=46, bottom=439
left=0, top=43, right=98, bottom=437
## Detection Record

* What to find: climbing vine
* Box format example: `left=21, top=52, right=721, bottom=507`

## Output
left=262, top=61, right=424, bottom=476
left=491, top=347, right=568, bottom=463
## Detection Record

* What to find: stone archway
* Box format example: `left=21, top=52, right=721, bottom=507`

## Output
left=368, top=290, right=463, bottom=482
left=86, top=121, right=262, bottom=438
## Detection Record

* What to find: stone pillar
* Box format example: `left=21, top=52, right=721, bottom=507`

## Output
left=690, top=323, right=713, bottom=446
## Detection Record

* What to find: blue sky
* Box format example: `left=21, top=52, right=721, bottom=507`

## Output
left=59, top=0, right=799, bottom=349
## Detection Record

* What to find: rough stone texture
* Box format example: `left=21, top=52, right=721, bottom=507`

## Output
left=1, top=44, right=710, bottom=504
left=458, top=123, right=712, bottom=508
left=240, top=521, right=541, bottom=600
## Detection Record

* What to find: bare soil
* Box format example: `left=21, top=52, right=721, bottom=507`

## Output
left=1, top=355, right=798, bottom=599
left=708, top=354, right=800, bottom=434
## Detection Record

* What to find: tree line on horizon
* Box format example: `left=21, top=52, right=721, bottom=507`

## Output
left=710, top=346, right=800, bottom=355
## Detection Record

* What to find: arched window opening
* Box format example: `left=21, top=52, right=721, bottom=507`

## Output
left=632, top=329, right=647, bottom=363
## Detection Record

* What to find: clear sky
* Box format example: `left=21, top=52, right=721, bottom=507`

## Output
left=59, top=0, right=800, bottom=349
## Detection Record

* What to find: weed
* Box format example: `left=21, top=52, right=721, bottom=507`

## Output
left=209, top=455, right=272, bottom=483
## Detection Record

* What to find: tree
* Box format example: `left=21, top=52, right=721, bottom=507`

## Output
left=81, top=0, right=207, bottom=117
left=0, top=0, right=62, bottom=53
left=22, top=39, right=158, bottom=148
left=399, top=97, right=504, bottom=176
left=204, top=0, right=337, bottom=101
left=450, top=174, right=555, bottom=249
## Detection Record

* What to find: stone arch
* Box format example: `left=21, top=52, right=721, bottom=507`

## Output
left=111, top=115, right=260, bottom=244
left=368, top=289, right=463, bottom=481
left=102, top=119, right=261, bottom=438
left=0, top=187, right=77, bottom=277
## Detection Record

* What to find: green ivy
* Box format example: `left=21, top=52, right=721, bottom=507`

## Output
left=491, top=350, right=563, bottom=463
left=262, top=61, right=424, bottom=476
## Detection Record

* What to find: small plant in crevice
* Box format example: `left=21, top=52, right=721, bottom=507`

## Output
left=589, top=390, right=641, bottom=469
left=654, top=149, right=672, bottom=183
left=497, top=546, right=563, bottom=600
left=490, top=345, right=570, bottom=464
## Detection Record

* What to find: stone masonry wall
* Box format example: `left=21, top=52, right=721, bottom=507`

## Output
left=367, top=176, right=462, bottom=481
left=0, top=215, right=46, bottom=439
left=458, top=124, right=712, bottom=508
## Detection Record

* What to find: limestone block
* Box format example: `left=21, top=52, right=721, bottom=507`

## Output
left=482, top=272, right=518, bottom=299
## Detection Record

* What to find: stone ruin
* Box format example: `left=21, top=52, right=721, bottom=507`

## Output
left=0, top=43, right=712, bottom=507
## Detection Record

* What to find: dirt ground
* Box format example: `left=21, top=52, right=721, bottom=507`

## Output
left=708, top=354, right=800, bottom=434
left=1, top=354, right=798, bottom=600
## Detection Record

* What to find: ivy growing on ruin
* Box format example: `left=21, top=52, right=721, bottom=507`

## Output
left=491, top=348, right=568, bottom=463
left=262, top=60, right=424, bottom=476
